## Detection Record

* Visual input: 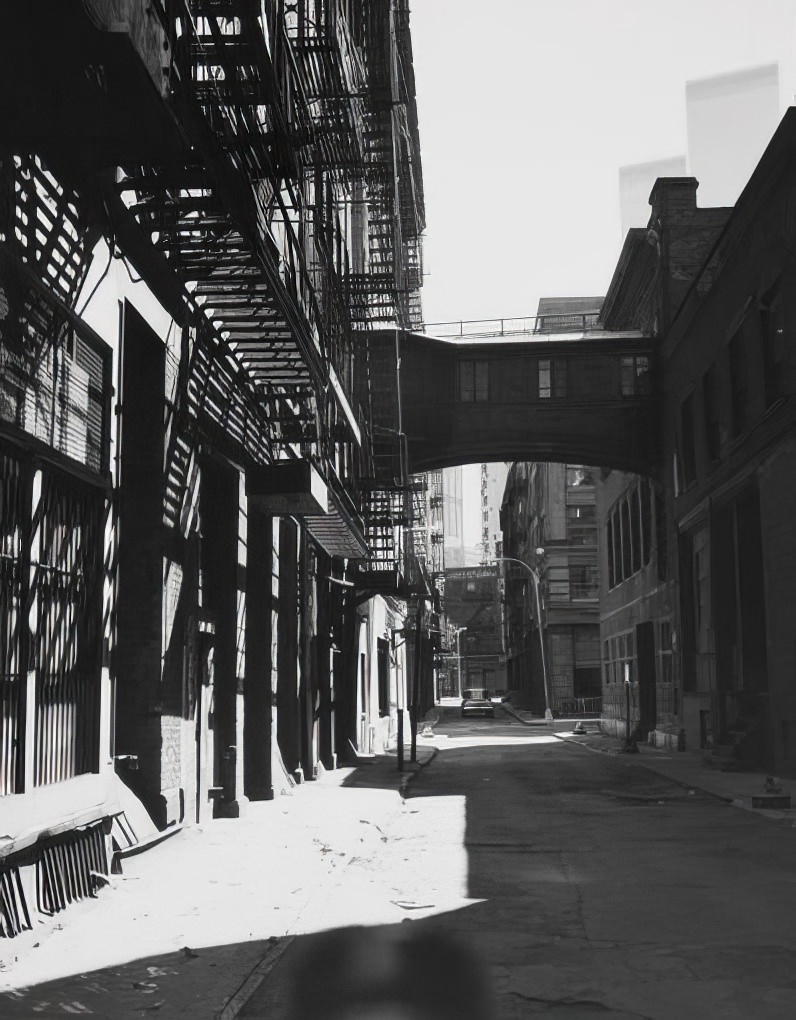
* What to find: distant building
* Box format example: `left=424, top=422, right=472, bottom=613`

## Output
left=442, top=566, right=506, bottom=695
left=479, top=462, right=509, bottom=564
left=594, top=471, right=674, bottom=745
left=619, top=156, right=687, bottom=239
left=442, top=466, right=466, bottom=568
left=501, top=462, right=601, bottom=715
left=686, top=63, right=781, bottom=207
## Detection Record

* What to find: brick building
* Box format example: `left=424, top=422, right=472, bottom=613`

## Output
left=598, top=109, right=796, bottom=766
left=500, top=462, right=601, bottom=716
left=0, top=0, right=426, bottom=937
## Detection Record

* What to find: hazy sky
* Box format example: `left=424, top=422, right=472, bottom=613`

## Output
left=411, top=0, right=796, bottom=327
left=410, top=0, right=796, bottom=545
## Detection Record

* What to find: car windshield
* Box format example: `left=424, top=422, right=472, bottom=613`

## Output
left=463, top=689, right=489, bottom=700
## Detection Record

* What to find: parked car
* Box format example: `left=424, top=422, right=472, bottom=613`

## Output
left=461, top=688, right=495, bottom=719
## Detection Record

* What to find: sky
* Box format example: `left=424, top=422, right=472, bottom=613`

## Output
left=410, top=0, right=796, bottom=327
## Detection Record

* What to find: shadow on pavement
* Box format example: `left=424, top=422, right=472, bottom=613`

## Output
left=0, top=940, right=275, bottom=1019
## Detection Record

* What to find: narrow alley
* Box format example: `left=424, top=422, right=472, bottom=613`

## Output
left=3, top=716, right=796, bottom=1018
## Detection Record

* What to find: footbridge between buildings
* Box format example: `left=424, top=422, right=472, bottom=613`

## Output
left=368, top=318, right=659, bottom=476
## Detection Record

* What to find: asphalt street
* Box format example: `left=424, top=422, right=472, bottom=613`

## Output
left=408, top=721, right=796, bottom=1018
left=4, top=713, right=796, bottom=1018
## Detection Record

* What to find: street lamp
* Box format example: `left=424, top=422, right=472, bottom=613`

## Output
left=454, top=626, right=467, bottom=698
left=493, top=555, right=554, bottom=722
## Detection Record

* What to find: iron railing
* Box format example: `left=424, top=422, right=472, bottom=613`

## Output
left=421, top=313, right=603, bottom=340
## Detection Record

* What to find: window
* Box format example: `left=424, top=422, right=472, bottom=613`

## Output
left=702, top=364, right=721, bottom=463
left=658, top=620, right=673, bottom=686
left=728, top=330, right=748, bottom=436
left=539, top=359, right=551, bottom=398
left=620, top=498, right=632, bottom=578
left=681, top=393, right=696, bottom=486
left=620, top=355, right=651, bottom=396
left=640, top=481, right=651, bottom=565
left=538, top=358, right=567, bottom=398
left=570, top=563, right=598, bottom=600
left=567, top=466, right=594, bottom=486
left=547, top=564, right=570, bottom=603
left=604, top=631, right=636, bottom=686
left=607, top=516, right=616, bottom=589
left=566, top=504, right=597, bottom=545
left=607, top=484, right=653, bottom=589
left=761, top=288, right=786, bottom=407
left=630, top=488, right=642, bottom=574
left=458, top=360, right=489, bottom=401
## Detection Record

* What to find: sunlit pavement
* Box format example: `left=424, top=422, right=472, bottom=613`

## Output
left=240, top=718, right=796, bottom=1019
left=3, top=717, right=796, bottom=1018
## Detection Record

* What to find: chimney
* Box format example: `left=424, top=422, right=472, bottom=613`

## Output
left=648, top=177, right=699, bottom=226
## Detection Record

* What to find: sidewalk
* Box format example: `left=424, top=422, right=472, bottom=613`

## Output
left=0, top=744, right=438, bottom=1019
left=500, top=702, right=796, bottom=821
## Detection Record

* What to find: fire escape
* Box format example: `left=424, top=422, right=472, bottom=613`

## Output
left=0, top=0, right=426, bottom=934
left=349, top=0, right=426, bottom=597
left=1, top=1, right=426, bottom=570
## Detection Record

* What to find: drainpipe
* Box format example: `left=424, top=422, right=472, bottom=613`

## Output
left=410, top=600, right=422, bottom=763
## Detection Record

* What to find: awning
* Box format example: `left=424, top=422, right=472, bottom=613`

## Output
left=247, top=458, right=368, bottom=560
left=305, top=484, right=369, bottom=560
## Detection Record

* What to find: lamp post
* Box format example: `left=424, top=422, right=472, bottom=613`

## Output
left=494, top=555, right=553, bottom=722
left=455, top=626, right=467, bottom=698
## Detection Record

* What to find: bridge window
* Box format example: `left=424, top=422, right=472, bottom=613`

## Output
left=458, top=360, right=489, bottom=401
left=539, top=358, right=567, bottom=398
left=620, top=355, right=651, bottom=396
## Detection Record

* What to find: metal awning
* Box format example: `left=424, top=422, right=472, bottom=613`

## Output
left=305, top=484, right=369, bottom=561
left=247, top=458, right=368, bottom=560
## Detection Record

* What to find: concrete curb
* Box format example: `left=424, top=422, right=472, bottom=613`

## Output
left=218, top=936, right=295, bottom=1019
left=498, top=703, right=550, bottom=727
left=553, top=733, right=752, bottom=808
left=399, top=746, right=439, bottom=798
